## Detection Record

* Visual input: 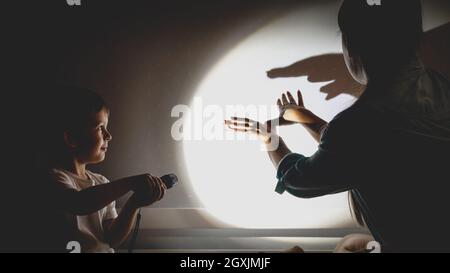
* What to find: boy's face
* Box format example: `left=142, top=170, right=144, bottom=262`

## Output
left=72, top=108, right=112, bottom=164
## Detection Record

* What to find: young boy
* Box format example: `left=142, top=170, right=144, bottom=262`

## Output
left=48, top=86, right=166, bottom=253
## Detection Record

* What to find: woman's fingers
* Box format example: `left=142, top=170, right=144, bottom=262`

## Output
left=282, top=93, right=289, bottom=105
left=227, top=126, right=256, bottom=133
left=225, top=117, right=270, bottom=134
left=225, top=121, right=256, bottom=131
left=225, top=120, right=249, bottom=130
left=230, top=116, right=255, bottom=123
left=225, top=117, right=258, bottom=128
left=225, top=120, right=267, bottom=134
left=279, top=91, right=302, bottom=107
left=297, top=90, right=304, bottom=107
left=287, top=91, right=296, bottom=104
left=225, top=118, right=273, bottom=144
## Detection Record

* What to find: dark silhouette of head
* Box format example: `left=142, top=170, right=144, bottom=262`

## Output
left=338, top=0, right=423, bottom=84
left=41, top=85, right=110, bottom=167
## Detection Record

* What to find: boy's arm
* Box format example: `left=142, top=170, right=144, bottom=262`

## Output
left=103, top=187, right=166, bottom=249
left=56, top=174, right=162, bottom=216
left=102, top=198, right=138, bottom=249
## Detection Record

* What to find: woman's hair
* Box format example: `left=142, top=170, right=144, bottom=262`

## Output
left=339, top=1, right=423, bottom=226
left=349, top=191, right=366, bottom=227
left=338, top=0, right=423, bottom=71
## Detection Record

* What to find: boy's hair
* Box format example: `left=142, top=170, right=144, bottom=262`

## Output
left=55, top=85, right=109, bottom=134
left=41, top=85, right=109, bottom=166
left=338, top=0, right=423, bottom=68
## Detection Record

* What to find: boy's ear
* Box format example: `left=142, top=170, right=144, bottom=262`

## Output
left=63, top=131, right=78, bottom=149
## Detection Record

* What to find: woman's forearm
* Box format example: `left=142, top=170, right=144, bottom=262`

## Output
left=289, top=110, right=328, bottom=143
left=266, top=137, right=292, bottom=169
left=265, top=119, right=327, bottom=170
left=303, top=120, right=328, bottom=143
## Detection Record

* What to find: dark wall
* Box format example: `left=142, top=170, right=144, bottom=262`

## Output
left=2, top=0, right=304, bottom=251
left=2, top=0, right=449, bottom=252
left=5, top=0, right=304, bottom=208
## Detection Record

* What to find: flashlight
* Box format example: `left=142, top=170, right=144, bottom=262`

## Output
left=160, top=173, right=178, bottom=189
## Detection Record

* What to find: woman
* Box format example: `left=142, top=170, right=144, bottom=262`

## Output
left=226, top=0, right=450, bottom=252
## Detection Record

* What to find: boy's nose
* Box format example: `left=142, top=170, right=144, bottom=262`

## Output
left=105, top=130, right=112, bottom=141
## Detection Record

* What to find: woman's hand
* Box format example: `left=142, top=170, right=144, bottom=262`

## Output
left=224, top=116, right=292, bottom=167
left=224, top=117, right=276, bottom=144
left=224, top=89, right=327, bottom=145
left=277, top=90, right=328, bottom=142
left=277, top=90, right=321, bottom=125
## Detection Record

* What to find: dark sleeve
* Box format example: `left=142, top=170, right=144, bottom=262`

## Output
left=275, top=108, right=362, bottom=198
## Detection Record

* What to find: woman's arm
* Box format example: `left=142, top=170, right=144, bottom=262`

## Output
left=264, top=136, right=292, bottom=169
left=224, top=90, right=327, bottom=168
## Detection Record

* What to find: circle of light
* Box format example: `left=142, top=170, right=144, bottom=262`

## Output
left=182, top=2, right=359, bottom=229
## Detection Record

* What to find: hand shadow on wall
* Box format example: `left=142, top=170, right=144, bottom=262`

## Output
left=266, top=23, right=450, bottom=100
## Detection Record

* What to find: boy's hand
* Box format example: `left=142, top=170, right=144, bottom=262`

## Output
left=128, top=174, right=167, bottom=208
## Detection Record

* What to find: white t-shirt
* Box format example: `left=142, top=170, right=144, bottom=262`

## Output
left=50, top=168, right=118, bottom=253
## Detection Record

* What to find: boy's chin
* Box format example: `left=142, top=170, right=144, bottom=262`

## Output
left=87, top=154, right=106, bottom=164
left=96, top=154, right=106, bottom=162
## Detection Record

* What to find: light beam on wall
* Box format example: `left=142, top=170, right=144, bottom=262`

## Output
left=182, top=2, right=359, bottom=229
